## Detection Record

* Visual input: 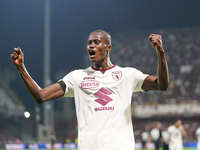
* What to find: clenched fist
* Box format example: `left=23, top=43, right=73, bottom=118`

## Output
left=10, top=47, right=24, bottom=66
left=148, top=34, right=164, bottom=52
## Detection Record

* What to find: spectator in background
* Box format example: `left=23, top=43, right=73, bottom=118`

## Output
left=145, top=122, right=162, bottom=150
left=141, top=130, right=149, bottom=150
left=162, top=127, right=169, bottom=150
left=196, top=127, right=200, bottom=150
left=168, top=120, right=186, bottom=150
left=50, top=131, right=56, bottom=150
left=15, top=138, right=21, bottom=144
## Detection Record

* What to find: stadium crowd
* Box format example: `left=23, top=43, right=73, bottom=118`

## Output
left=109, top=26, right=200, bottom=105
left=110, top=26, right=200, bottom=143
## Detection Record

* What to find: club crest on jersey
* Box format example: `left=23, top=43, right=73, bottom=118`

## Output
left=112, top=71, right=122, bottom=81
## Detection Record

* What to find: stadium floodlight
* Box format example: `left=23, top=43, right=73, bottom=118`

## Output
left=24, top=111, right=30, bottom=118
left=43, top=0, right=54, bottom=132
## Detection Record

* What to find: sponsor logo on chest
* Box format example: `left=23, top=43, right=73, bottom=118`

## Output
left=79, top=76, right=116, bottom=112
left=94, top=87, right=115, bottom=112
left=79, top=71, right=122, bottom=111
left=79, top=80, right=99, bottom=89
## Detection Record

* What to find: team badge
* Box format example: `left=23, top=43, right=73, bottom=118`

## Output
left=112, top=71, right=122, bottom=81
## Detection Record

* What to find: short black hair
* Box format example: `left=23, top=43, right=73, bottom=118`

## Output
left=91, top=30, right=112, bottom=46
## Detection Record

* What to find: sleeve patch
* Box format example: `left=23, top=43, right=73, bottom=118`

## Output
left=58, top=80, right=66, bottom=93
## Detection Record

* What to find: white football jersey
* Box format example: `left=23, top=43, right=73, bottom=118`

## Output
left=196, top=127, right=200, bottom=142
left=168, top=125, right=183, bottom=147
left=141, top=131, right=149, bottom=141
left=61, top=65, right=148, bottom=150
left=162, top=131, right=169, bottom=143
left=150, top=128, right=160, bottom=141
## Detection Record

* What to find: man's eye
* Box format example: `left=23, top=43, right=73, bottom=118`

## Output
left=95, top=40, right=100, bottom=44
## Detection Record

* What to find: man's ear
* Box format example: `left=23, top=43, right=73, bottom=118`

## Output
left=107, top=45, right=112, bottom=51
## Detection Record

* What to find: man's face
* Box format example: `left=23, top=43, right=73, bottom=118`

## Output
left=87, top=32, right=110, bottom=63
left=157, top=122, right=161, bottom=129
left=175, top=120, right=181, bottom=127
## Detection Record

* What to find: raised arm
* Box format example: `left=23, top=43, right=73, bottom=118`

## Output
left=10, top=47, right=64, bottom=104
left=179, top=123, right=186, bottom=138
left=142, top=34, right=169, bottom=91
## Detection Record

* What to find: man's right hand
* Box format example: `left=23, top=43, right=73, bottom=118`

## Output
left=11, top=47, right=23, bottom=66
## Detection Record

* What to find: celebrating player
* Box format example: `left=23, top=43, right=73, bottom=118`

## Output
left=168, top=120, right=186, bottom=150
left=11, top=30, right=169, bottom=150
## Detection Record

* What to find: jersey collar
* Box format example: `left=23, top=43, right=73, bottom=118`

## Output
left=91, top=65, right=116, bottom=74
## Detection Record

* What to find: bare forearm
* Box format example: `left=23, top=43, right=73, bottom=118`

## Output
left=16, top=64, right=43, bottom=103
left=179, top=126, right=186, bottom=138
left=145, top=136, right=151, bottom=147
left=145, top=34, right=169, bottom=91
left=11, top=48, right=64, bottom=103
left=156, top=50, right=169, bottom=90
left=168, top=134, right=172, bottom=143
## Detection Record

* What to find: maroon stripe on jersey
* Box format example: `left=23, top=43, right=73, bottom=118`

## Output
left=91, top=65, right=116, bottom=74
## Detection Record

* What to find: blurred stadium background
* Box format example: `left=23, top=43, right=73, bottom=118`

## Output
left=0, top=0, right=200, bottom=149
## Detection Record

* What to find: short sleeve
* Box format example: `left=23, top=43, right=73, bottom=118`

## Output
left=167, top=126, right=173, bottom=133
left=58, top=71, right=75, bottom=97
left=131, top=68, right=148, bottom=92
left=196, top=128, right=200, bottom=135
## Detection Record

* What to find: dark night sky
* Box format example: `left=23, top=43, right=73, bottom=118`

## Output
left=0, top=0, right=200, bottom=110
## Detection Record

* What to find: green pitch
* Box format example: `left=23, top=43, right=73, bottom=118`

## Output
left=0, top=148, right=196, bottom=150
left=136, top=148, right=195, bottom=150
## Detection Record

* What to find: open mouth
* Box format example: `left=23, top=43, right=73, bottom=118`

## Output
left=89, top=50, right=95, bottom=57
